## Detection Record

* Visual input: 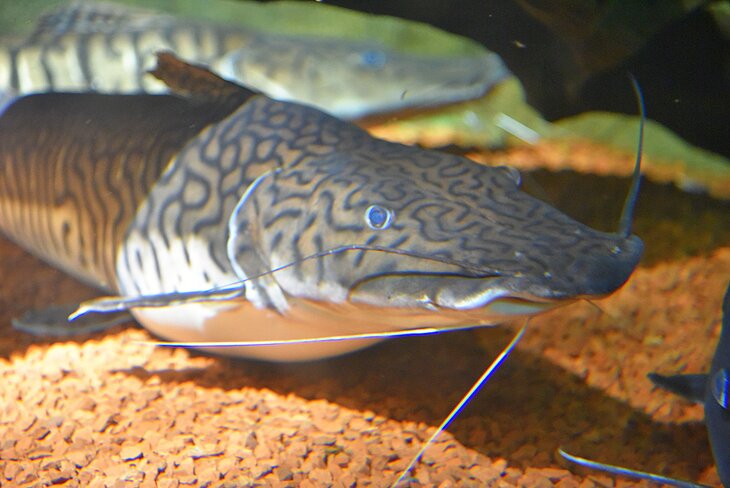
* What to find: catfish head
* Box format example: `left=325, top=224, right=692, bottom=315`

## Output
left=227, top=137, right=643, bottom=329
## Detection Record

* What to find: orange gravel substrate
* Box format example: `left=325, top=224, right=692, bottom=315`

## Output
left=1, top=237, right=729, bottom=485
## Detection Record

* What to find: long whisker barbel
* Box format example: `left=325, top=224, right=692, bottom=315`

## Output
left=558, top=449, right=711, bottom=488
left=392, top=322, right=528, bottom=487
left=618, top=73, right=645, bottom=238
left=70, top=242, right=503, bottom=318
left=143, top=324, right=487, bottom=348
left=255, top=242, right=503, bottom=279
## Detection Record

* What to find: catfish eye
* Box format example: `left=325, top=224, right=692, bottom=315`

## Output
left=365, top=205, right=394, bottom=230
left=497, top=165, right=521, bottom=186
left=711, top=368, right=729, bottom=409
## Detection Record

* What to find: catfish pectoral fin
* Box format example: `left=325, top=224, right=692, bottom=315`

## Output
left=70, top=286, right=246, bottom=320
left=12, top=303, right=133, bottom=337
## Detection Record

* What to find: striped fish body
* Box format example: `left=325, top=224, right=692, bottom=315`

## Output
left=0, top=2, right=509, bottom=118
left=0, top=59, right=642, bottom=361
left=0, top=20, right=250, bottom=95
left=0, top=92, right=239, bottom=290
left=0, top=89, right=407, bottom=360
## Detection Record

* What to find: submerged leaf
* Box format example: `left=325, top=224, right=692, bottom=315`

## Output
left=554, top=112, right=730, bottom=199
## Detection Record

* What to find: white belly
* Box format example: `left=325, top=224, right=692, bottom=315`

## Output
left=130, top=296, right=511, bottom=362
left=132, top=299, right=383, bottom=362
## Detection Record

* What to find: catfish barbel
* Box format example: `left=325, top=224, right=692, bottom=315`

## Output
left=0, top=53, right=643, bottom=362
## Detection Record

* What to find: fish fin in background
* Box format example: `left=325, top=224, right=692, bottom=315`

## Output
left=652, top=281, right=730, bottom=486
left=565, top=282, right=730, bottom=487
left=12, top=303, right=133, bottom=337
left=706, top=281, right=730, bottom=487
left=648, top=373, right=708, bottom=404
left=149, top=51, right=257, bottom=107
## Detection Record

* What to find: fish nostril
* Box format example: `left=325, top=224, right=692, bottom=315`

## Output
left=496, top=165, right=521, bottom=186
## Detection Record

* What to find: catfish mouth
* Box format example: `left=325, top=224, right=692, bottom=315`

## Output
left=348, top=273, right=565, bottom=321
left=345, top=233, right=643, bottom=319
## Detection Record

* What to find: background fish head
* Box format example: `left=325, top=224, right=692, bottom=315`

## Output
left=214, top=36, right=508, bottom=118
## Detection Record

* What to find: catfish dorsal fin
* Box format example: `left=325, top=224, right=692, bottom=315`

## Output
left=28, top=1, right=170, bottom=41
left=149, top=52, right=257, bottom=106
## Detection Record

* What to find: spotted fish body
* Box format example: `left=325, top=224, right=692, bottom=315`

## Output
left=0, top=56, right=642, bottom=361
left=0, top=2, right=509, bottom=118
